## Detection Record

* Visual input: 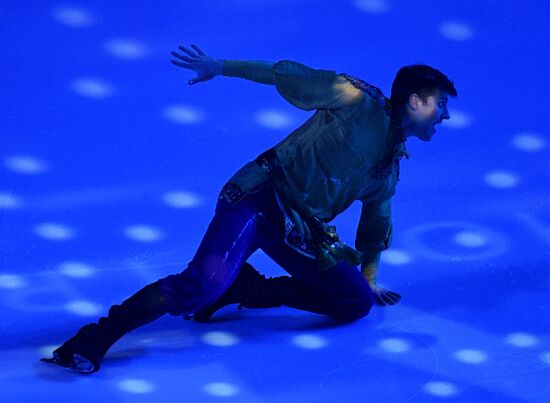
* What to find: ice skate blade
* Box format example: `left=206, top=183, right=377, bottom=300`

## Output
left=40, top=353, right=97, bottom=374
left=40, top=356, right=71, bottom=369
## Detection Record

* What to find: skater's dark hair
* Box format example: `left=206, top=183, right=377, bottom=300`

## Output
left=390, top=64, right=457, bottom=113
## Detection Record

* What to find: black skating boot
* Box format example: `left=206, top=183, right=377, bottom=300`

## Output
left=41, top=281, right=168, bottom=374
left=192, top=262, right=297, bottom=323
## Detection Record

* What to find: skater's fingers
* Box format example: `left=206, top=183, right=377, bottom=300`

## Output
left=386, top=294, right=400, bottom=304
left=373, top=292, right=386, bottom=306
left=171, top=59, right=192, bottom=69
left=380, top=292, right=395, bottom=305
left=171, top=51, right=195, bottom=63
left=387, top=291, right=401, bottom=301
left=178, top=45, right=198, bottom=58
left=191, top=44, right=206, bottom=56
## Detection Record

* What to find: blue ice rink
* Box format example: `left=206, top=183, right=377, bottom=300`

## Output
left=2, top=1, right=550, bottom=402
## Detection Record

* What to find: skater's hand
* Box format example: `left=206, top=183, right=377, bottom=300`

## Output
left=361, top=259, right=399, bottom=306
left=370, top=285, right=401, bottom=306
left=171, top=44, right=223, bottom=85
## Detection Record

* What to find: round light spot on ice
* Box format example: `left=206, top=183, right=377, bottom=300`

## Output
left=71, top=78, right=114, bottom=98
left=4, top=155, right=48, bottom=174
left=381, top=249, right=412, bottom=265
left=0, top=192, right=23, bottom=209
left=203, top=382, right=239, bottom=397
left=164, top=105, right=204, bottom=124
left=118, top=379, right=155, bottom=394
left=65, top=300, right=101, bottom=316
left=0, top=274, right=27, bottom=289
left=439, top=21, right=474, bottom=41
left=540, top=352, right=550, bottom=364
left=292, top=334, right=328, bottom=349
left=58, top=262, right=95, bottom=278
left=453, top=231, right=487, bottom=248
left=105, top=39, right=148, bottom=59
left=124, top=225, right=164, bottom=242
left=34, top=223, right=75, bottom=240
left=424, top=381, right=458, bottom=397
left=378, top=338, right=411, bottom=353
left=484, top=171, right=519, bottom=189
left=512, top=133, right=546, bottom=152
left=162, top=191, right=202, bottom=208
left=444, top=110, right=472, bottom=129
left=505, top=332, right=539, bottom=348
left=404, top=221, right=509, bottom=262
left=354, top=0, right=391, bottom=14
left=52, top=6, right=94, bottom=27
left=202, top=331, right=239, bottom=347
left=255, top=110, right=294, bottom=129
left=454, top=349, right=488, bottom=364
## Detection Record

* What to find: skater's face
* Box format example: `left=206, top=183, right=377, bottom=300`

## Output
left=403, top=89, right=450, bottom=142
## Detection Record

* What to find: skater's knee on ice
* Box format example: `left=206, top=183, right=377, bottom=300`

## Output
left=329, top=291, right=374, bottom=323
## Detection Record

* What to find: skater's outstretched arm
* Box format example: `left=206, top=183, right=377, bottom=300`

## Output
left=171, top=43, right=364, bottom=110
left=171, top=44, right=275, bottom=85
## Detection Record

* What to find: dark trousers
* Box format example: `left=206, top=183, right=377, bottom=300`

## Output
left=158, top=184, right=373, bottom=321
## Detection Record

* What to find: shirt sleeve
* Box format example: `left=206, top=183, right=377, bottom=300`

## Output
left=273, top=60, right=364, bottom=111
left=223, top=60, right=276, bottom=85
left=355, top=197, right=393, bottom=265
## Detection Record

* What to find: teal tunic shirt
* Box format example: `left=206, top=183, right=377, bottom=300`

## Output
left=223, top=59, right=407, bottom=269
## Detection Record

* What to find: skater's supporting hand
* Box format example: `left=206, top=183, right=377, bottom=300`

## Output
left=370, top=285, right=401, bottom=306
left=171, top=44, right=223, bottom=85
left=361, top=256, right=401, bottom=306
